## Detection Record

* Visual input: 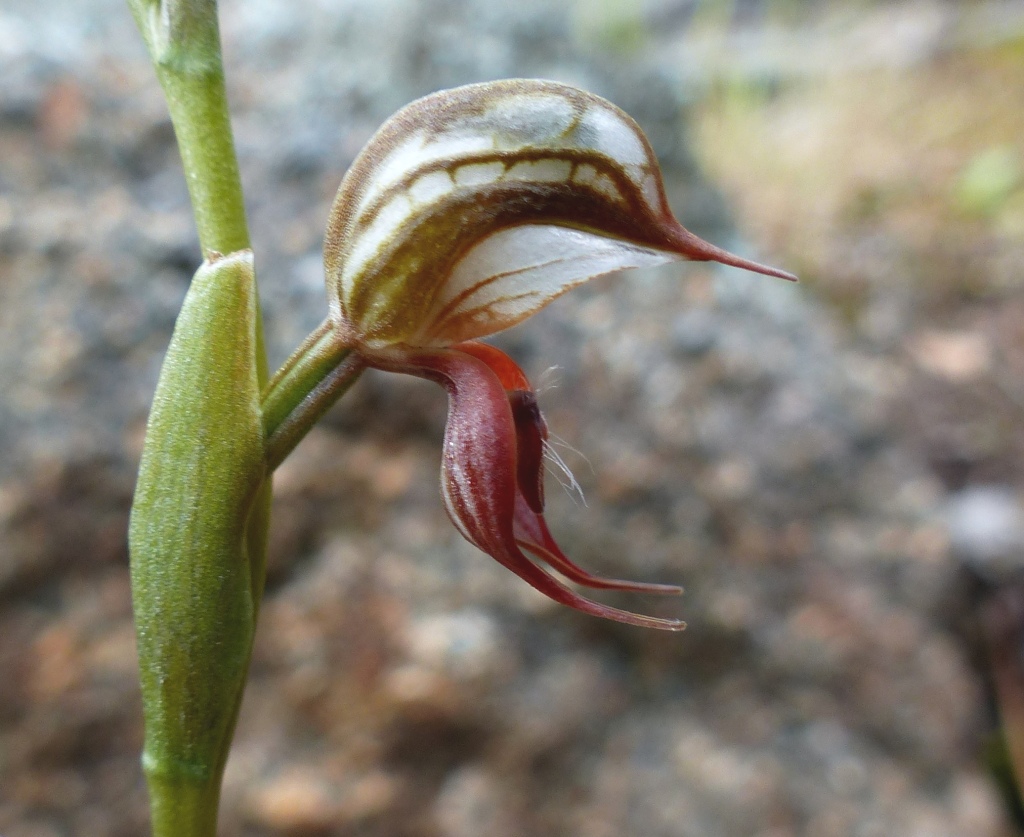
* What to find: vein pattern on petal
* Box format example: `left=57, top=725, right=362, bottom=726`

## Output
left=422, top=225, right=676, bottom=344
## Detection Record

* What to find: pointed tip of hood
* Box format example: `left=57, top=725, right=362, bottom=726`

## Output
left=667, top=224, right=797, bottom=282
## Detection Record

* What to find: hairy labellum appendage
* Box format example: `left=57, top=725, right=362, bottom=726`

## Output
left=324, top=79, right=795, bottom=350
left=370, top=342, right=685, bottom=631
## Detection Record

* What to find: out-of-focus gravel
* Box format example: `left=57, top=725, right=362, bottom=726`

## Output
left=0, top=1, right=1013, bottom=835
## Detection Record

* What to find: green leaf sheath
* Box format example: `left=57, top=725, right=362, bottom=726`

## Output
left=129, top=252, right=265, bottom=837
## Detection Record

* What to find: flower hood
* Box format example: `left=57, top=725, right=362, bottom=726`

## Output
left=319, top=79, right=795, bottom=630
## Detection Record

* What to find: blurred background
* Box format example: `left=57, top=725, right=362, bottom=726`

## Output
left=3, top=0, right=1024, bottom=834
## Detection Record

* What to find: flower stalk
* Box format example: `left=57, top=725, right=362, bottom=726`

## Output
left=262, top=339, right=365, bottom=471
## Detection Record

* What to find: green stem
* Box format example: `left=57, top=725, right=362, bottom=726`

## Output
left=262, top=325, right=365, bottom=471
left=145, top=5, right=269, bottom=386
left=156, top=65, right=249, bottom=257
left=129, top=1, right=249, bottom=256
left=127, top=0, right=266, bottom=383
left=144, top=769, right=221, bottom=837
left=128, top=3, right=271, bottom=835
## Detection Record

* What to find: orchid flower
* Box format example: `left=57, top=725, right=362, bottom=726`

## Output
left=129, top=3, right=810, bottom=825
left=272, top=79, right=795, bottom=631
